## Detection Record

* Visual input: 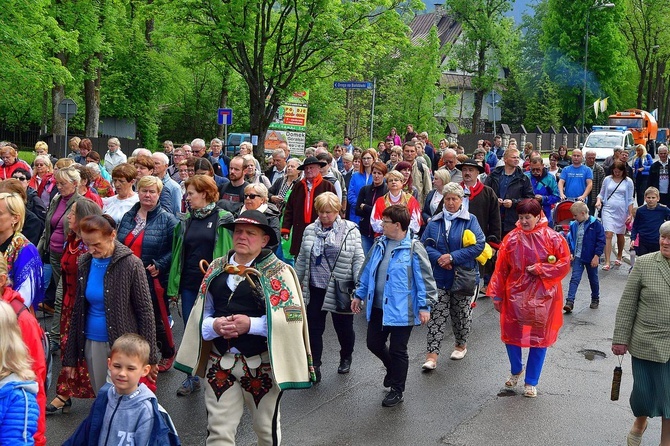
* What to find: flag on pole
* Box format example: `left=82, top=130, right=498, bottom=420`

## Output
left=593, top=99, right=601, bottom=118
left=600, top=97, right=608, bottom=113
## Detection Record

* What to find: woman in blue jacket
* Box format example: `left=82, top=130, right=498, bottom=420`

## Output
left=117, top=176, right=179, bottom=372
left=352, top=205, right=437, bottom=407
left=633, top=144, right=654, bottom=206
left=420, top=183, right=485, bottom=370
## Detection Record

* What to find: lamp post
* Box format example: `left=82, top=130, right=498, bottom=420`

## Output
left=581, top=0, right=615, bottom=142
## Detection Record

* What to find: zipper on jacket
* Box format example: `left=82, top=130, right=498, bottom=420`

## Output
left=102, top=394, right=123, bottom=446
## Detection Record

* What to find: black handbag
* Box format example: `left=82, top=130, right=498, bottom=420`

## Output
left=451, top=265, right=478, bottom=296
left=324, top=227, right=356, bottom=314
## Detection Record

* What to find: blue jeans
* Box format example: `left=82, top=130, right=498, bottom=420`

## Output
left=505, top=344, right=547, bottom=386
left=361, top=234, right=375, bottom=255
left=567, top=258, right=599, bottom=301
left=180, top=288, right=199, bottom=327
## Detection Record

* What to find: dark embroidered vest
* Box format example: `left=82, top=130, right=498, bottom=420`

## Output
left=210, top=272, right=267, bottom=357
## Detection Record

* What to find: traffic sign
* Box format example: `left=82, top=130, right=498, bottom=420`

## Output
left=218, top=108, right=233, bottom=125
left=58, top=98, right=77, bottom=118
left=333, top=81, right=373, bottom=90
left=485, top=90, right=502, bottom=105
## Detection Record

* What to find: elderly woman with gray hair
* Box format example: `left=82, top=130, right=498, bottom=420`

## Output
left=237, top=183, right=281, bottom=251
left=613, top=221, right=670, bottom=446
left=420, top=182, right=485, bottom=370
left=295, top=192, right=365, bottom=382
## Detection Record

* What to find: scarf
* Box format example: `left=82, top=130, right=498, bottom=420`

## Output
left=312, top=216, right=346, bottom=258
left=383, top=190, right=411, bottom=207
left=239, top=203, right=268, bottom=215
left=302, top=174, right=323, bottom=224
left=442, top=205, right=468, bottom=238
left=191, top=202, right=217, bottom=219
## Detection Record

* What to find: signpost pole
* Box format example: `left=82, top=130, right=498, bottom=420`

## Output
left=64, top=103, right=69, bottom=153
left=224, top=124, right=228, bottom=151
left=369, top=78, right=376, bottom=149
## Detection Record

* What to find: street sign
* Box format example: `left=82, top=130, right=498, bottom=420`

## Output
left=485, top=90, right=501, bottom=106
left=218, top=108, right=233, bottom=126
left=58, top=98, right=77, bottom=118
left=251, top=135, right=258, bottom=146
left=333, top=81, right=373, bottom=90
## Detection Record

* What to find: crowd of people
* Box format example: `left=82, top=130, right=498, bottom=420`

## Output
left=0, top=128, right=669, bottom=446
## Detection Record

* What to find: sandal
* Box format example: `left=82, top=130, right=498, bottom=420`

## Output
left=614, top=259, right=622, bottom=266
left=626, top=420, right=647, bottom=446
left=505, top=370, right=523, bottom=388
left=602, top=264, right=611, bottom=271
left=523, top=384, right=537, bottom=398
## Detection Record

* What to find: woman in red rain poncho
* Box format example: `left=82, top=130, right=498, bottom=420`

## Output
left=487, top=198, right=570, bottom=398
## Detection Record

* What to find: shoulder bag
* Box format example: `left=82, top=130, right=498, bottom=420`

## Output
left=324, top=227, right=356, bottom=313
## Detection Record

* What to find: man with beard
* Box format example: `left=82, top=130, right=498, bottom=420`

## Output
left=525, top=157, right=561, bottom=226
left=457, top=159, right=501, bottom=290
left=281, top=157, right=336, bottom=257
left=217, top=156, right=248, bottom=214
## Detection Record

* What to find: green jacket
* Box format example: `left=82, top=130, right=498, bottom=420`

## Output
left=167, top=209, right=234, bottom=297
left=613, top=251, right=670, bottom=363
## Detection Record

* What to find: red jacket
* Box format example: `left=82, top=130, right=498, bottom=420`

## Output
left=2, top=287, right=46, bottom=446
left=0, top=159, right=32, bottom=180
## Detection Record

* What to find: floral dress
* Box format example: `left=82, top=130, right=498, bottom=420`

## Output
left=55, top=233, right=95, bottom=399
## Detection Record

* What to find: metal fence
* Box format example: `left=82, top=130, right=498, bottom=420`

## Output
left=453, top=130, right=584, bottom=156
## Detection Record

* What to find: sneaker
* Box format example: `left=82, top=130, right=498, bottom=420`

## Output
left=176, top=375, right=201, bottom=396
left=590, top=300, right=599, bottom=309
left=158, top=355, right=175, bottom=373
left=523, top=384, right=537, bottom=398
left=169, top=316, right=174, bottom=329
left=563, top=301, right=574, bottom=313
left=382, top=390, right=404, bottom=407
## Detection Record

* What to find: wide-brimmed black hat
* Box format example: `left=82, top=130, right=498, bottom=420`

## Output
left=222, top=210, right=278, bottom=247
left=298, top=156, right=327, bottom=170
left=455, top=158, right=485, bottom=174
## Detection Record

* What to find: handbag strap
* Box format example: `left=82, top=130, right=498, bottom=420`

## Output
left=323, top=226, right=356, bottom=275
left=606, top=179, right=623, bottom=202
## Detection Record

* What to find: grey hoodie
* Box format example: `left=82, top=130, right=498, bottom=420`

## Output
left=98, top=383, right=155, bottom=446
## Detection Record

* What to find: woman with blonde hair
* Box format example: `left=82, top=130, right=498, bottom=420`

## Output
left=370, top=170, right=422, bottom=235
left=633, top=144, right=654, bottom=206
left=0, top=146, right=31, bottom=180
left=0, top=300, right=40, bottom=445
left=295, top=192, right=364, bottom=381
left=34, top=141, right=57, bottom=166
left=29, top=155, right=57, bottom=206
left=239, top=183, right=281, bottom=250
left=0, top=193, right=43, bottom=309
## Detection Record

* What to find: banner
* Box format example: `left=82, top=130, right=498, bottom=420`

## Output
left=269, top=90, right=309, bottom=132
left=265, top=129, right=306, bottom=156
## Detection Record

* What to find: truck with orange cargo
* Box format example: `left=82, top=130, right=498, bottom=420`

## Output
left=607, top=109, right=658, bottom=156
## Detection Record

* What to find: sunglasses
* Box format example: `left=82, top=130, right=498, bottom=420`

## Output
left=244, top=194, right=261, bottom=200
left=13, top=176, right=27, bottom=181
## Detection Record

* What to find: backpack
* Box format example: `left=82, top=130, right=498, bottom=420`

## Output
left=9, top=299, right=52, bottom=389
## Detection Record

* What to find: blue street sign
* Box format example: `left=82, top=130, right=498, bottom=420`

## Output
left=333, top=81, right=373, bottom=90
left=218, top=108, right=233, bottom=125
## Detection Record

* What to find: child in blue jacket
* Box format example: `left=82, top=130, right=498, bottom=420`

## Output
left=64, top=334, right=180, bottom=446
left=564, top=201, right=605, bottom=313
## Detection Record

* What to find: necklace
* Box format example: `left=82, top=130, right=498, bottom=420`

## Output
left=67, top=238, right=83, bottom=255
left=388, top=191, right=403, bottom=204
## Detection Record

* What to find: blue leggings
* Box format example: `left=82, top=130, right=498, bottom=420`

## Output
left=180, top=288, right=199, bottom=327
left=505, top=344, right=547, bottom=386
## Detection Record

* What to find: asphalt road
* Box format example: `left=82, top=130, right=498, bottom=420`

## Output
left=44, top=257, right=654, bottom=445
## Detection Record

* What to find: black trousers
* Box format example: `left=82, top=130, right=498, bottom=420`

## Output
left=366, top=308, right=413, bottom=393
left=306, top=285, right=355, bottom=367
left=636, top=241, right=660, bottom=256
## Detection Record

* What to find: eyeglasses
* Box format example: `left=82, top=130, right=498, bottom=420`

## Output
left=13, top=176, right=27, bottom=181
left=244, top=194, right=261, bottom=200
left=381, top=219, right=395, bottom=225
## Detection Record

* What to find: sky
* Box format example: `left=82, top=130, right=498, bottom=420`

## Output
left=425, top=0, right=534, bottom=24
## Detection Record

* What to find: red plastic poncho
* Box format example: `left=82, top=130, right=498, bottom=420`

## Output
left=487, top=217, right=570, bottom=348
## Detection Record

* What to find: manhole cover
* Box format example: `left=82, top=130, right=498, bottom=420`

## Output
left=578, top=349, right=607, bottom=360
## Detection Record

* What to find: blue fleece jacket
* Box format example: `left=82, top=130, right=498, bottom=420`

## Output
left=567, top=216, right=605, bottom=262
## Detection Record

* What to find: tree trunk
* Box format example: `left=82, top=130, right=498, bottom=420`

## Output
left=84, top=54, right=102, bottom=137
left=646, top=60, right=655, bottom=111
left=637, top=67, right=646, bottom=109
left=41, top=90, right=49, bottom=135
left=471, top=47, right=487, bottom=133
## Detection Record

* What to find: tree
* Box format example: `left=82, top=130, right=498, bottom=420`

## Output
left=174, top=0, right=421, bottom=161
left=444, top=0, right=516, bottom=133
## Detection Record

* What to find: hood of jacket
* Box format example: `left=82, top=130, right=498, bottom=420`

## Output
left=0, top=373, right=38, bottom=396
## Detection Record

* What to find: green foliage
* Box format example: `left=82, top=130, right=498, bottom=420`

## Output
left=524, top=73, right=562, bottom=130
